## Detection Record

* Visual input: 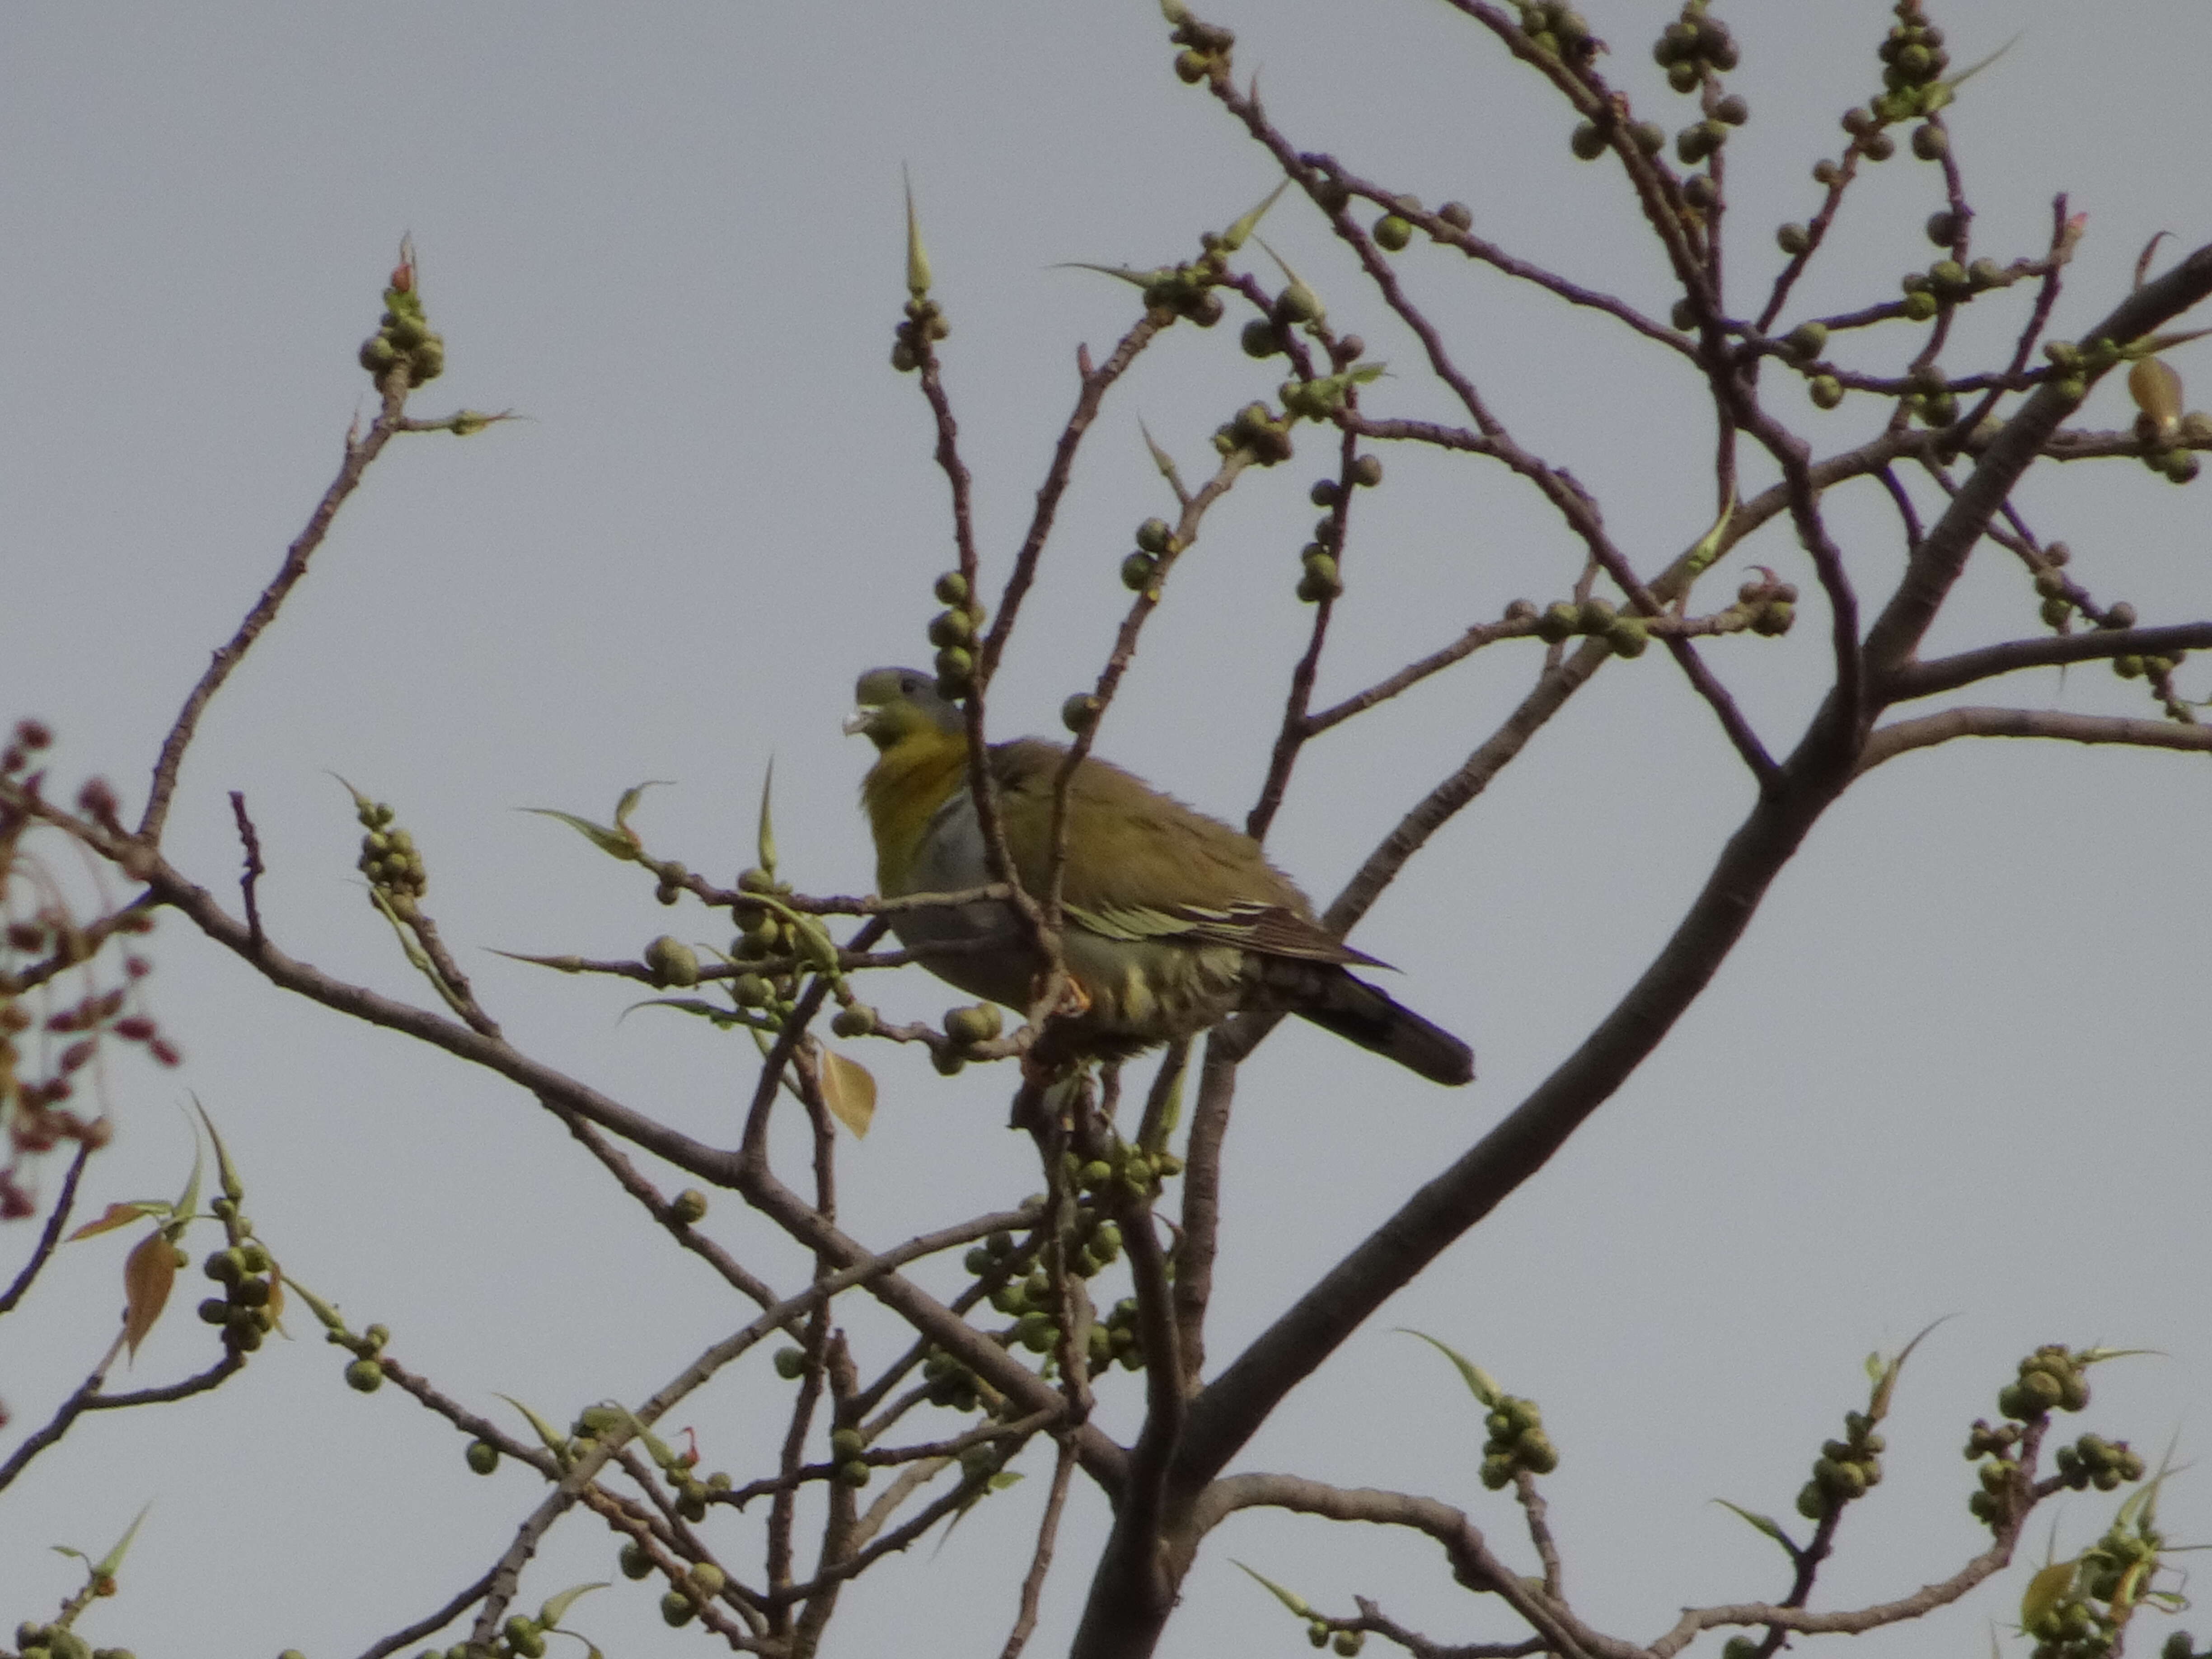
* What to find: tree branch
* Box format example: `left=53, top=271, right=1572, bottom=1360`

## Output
left=1860, top=706, right=2212, bottom=771
left=1884, top=624, right=2212, bottom=701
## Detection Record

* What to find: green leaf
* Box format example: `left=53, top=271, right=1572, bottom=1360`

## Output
left=611, top=780, right=671, bottom=838
left=169, top=1108, right=206, bottom=1241
left=91, top=1502, right=152, bottom=1579
left=520, top=807, right=643, bottom=863
left=281, top=1274, right=347, bottom=1334
left=1713, top=1499, right=1799, bottom=1557
left=1680, top=483, right=1738, bottom=584
left=1232, top=1559, right=1313, bottom=1619
left=487, top=949, right=587, bottom=973
left=1396, top=1328, right=1501, bottom=1407
left=905, top=168, right=932, bottom=297
left=1219, top=181, right=1289, bottom=252
left=1868, top=1314, right=1952, bottom=1420
left=756, top=759, right=778, bottom=878
left=539, top=1581, right=609, bottom=1628
left=1056, top=260, right=1178, bottom=289
left=623, top=996, right=761, bottom=1030
left=191, top=1094, right=244, bottom=1204
left=497, top=1394, right=574, bottom=1469
left=2021, top=1557, right=2079, bottom=1630
left=1136, top=422, right=1189, bottom=506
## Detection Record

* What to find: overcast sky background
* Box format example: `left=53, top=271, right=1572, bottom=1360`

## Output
left=4, top=3, right=2209, bottom=1656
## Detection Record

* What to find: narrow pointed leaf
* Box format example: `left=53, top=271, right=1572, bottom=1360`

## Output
left=819, top=1048, right=877, bottom=1138
left=1137, top=420, right=1186, bottom=497
left=539, top=1582, right=609, bottom=1628
left=488, top=949, right=588, bottom=974
left=1871, top=1315, right=1953, bottom=1419
left=1056, top=261, right=1175, bottom=288
left=757, top=759, right=778, bottom=876
left=1683, top=483, right=1739, bottom=583
left=1220, top=181, right=1289, bottom=252
left=122, top=1228, right=178, bottom=1359
left=612, top=780, right=671, bottom=837
left=520, top=807, right=642, bottom=862
left=280, top=1273, right=347, bottom=1333
left=68, top=1202, right=162, bottom=1242
left=1713, top=1499, right=1799, bottom=1557
left=191, top=1095, right=244, bottom=1204
left=91, top=1502, right=152, bottom=1579
left=170, top=1119, right=205, bottom=1239
left=1232, top=1559, right=1314, bottom=1618
left=497, top=1394, right=574, bottom=1467
left=905, top=170, right=932, bottom=296
left=1396, top=1328, right=1501, bottom=1407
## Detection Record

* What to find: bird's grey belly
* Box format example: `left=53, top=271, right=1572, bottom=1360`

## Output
left=886, top=790, right=1040, bottom=1008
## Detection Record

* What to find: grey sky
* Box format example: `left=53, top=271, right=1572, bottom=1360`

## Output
left=3, top=3, right=2208, bottom=1655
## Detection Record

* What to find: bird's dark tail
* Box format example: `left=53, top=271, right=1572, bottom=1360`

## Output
left=1295, top=973, right=1475, bottom=1087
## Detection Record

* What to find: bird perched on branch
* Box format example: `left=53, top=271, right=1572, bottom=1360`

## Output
left=844, top=667, right=1473, bottom=1085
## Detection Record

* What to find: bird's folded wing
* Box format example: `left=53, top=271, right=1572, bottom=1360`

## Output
left=1069, top=900, right=1389, bottom=969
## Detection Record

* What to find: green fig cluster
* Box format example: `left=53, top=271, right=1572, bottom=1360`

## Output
left=357, top=264, right=444, bottom=388
left=728, top=868, right=814, bottom=1023
left=1530, top=595, right=1663, bottom=656
left=2028, top=1518, right=2167, bottom=1659
left=942, top=1001, right=1003, bottom=1051
left=1297, top=547, right=1342, bottom=605
left=1651, top=0, right=1739, bottom=94
left=670, top=1187, right=709, bottom=1225
left=1065, top=1136, right=1178, bottom=1203
left=2042, top=336, right=2123, bottom=406
left=1099, top=1295, right=1148, bottom=1373
left=2000, top=1345, right=2091, bottom=1421
left=14, top=1627, right=136, bottom=1659
left=1868, top=0, right=1951, bottom=127
left=890, top=293, right=950, bottom=375
left=920, top=1341, right=988, bottom=1411
left=1167, top=10, right=1234, bottom=85
left=926, top=568, right=986, bottom=698
left=1479, top=1393, right=1557, bottom=1488
left=1795, top=1408, right=1885, bottom=1522
left=643, top=934, right=699, bottom=989
left=1213, top=400, right=1295, bottom=465
left=195, top=1231, right=278, bottom=1354
left=1121, top=517, right=1178, bottom=594
left=2053, top=1432, right=2146, bottom=1493
left=2026, top=1591, right=2115, bottom=1659
left=1306, top=1624, right=1365, bottom=1655
left=354, top=796, right=427, bottom=920
left=1517, top=0, right=1596, bottom=64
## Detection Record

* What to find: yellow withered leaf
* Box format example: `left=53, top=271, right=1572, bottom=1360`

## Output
left=818, top=1048, right=877, bottom=1139
left=122, top=1228, right=178, bottom=1360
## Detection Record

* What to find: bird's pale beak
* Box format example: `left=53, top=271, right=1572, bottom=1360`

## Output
left=841, top=707, right=875, bottom=737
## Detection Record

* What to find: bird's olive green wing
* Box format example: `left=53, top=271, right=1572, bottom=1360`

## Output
left=986, top=739, right=1386, bottom=968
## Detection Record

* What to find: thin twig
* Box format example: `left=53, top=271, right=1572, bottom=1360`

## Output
left=999, top=1438, right=1079, bottom=1659
left=227, top=790, right=265, bottom=948
left=0, top=1140, right=93, bottom=1316
left=141, top=372, right=412, bottom=844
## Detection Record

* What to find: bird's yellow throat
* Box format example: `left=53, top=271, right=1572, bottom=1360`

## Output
left=860, top=723, right=969, bottom=894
